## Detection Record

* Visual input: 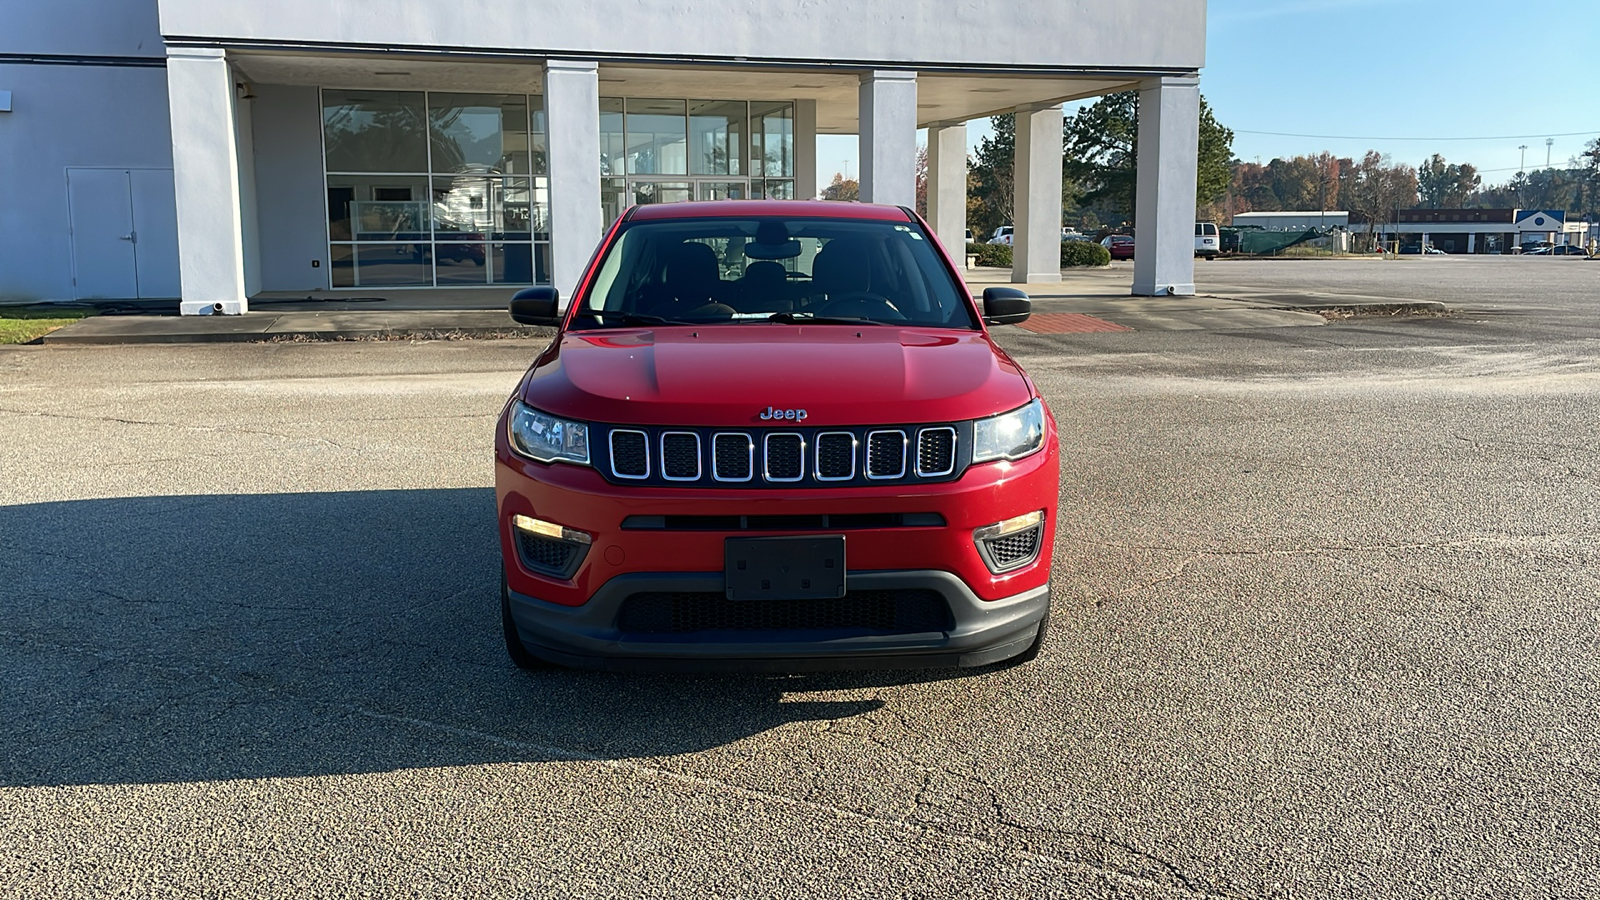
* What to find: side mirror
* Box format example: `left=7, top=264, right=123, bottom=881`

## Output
left=981, top=287, right=1031, bottom=326
left=509, top=286, right=562, bottom=326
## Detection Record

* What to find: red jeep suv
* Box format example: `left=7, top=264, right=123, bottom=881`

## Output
left=495, top=200, right=1057, bottom=672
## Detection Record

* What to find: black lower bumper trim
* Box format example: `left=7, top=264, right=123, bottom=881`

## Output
left=505, top=569, right=1050, bottom=673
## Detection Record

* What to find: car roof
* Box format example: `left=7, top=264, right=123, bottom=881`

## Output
left=625, top=199, right=914, bottom=222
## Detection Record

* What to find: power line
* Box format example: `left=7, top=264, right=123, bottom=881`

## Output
left=1235, top=129, right=1598, bottom=142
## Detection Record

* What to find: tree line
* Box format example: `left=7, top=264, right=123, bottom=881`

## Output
left=818, top=91, right=1600, bottom=241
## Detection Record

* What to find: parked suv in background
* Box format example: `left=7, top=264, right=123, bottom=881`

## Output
left=496, top=201, right=1058, bottom=672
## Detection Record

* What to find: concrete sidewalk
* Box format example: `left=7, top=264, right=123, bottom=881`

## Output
left=34, top=265, right=1444, bottom=345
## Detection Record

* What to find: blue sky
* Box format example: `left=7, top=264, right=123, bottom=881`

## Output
left=816, top=0, right=1598, bottom=192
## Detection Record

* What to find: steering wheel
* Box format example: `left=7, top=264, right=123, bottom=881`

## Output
left=815, top=292, right=906, bottom=321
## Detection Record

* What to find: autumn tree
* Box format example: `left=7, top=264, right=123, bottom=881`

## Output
left=1344, top=152, right=1419, bottom=250
left=821, top=172, right=859, bottom=202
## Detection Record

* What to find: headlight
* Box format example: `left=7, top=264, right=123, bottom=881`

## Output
left=507, top=401, right=590, bottom=465
left=971, top=398, right=1045, bottom=463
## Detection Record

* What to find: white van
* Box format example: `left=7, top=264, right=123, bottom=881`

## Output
left=1195, top=222, right=1219, bottom=259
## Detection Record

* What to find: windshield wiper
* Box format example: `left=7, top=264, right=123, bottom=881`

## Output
left=766, top=312, right=888, bottom=326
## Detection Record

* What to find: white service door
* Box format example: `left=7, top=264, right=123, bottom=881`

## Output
left=130, top=169, right=181, bottom=299
left=67, top=168, right=139, bottom=300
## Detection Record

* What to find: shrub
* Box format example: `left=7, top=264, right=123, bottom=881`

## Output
left=1061, top=241, right=1111, bottom=267
left=967, top=242, right=1013, bottom=268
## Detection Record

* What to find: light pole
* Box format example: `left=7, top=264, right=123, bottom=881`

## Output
left=1519, top=144, right=1528, bottom=174
left=1546, top=137, right=1554, bottom=169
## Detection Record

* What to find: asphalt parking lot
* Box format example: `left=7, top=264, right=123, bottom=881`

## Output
left=2, top=258, right=1597, bottom=898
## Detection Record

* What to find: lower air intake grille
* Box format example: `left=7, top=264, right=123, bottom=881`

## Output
left=616, top=589, right=953, bottom=635
left=610, top=430, right=648, bottom=478
left=980, top=525, right=1042, bottom=572
left=517, top=532, right=586, bottom=579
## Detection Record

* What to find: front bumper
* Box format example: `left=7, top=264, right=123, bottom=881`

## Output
left=506, top=569, right=1050, bottom=672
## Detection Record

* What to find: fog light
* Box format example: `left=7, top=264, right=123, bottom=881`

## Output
left=973, top=510, right=1045, bottom=574
left=511, top=515, right=593, bottom=580
left=512, top=514, right=592, bottom=545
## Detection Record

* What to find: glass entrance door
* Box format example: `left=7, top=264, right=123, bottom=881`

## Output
left=697, top=181, right=747, bottom=201
left=630, top=180, right=693, bottom=206
left=625, top=177, right=748, bottom=209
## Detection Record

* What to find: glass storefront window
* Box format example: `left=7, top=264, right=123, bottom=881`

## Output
left=433, top=243, right=490, bottom=282
left=322, top=90, right=429, bottom=173
left=599, top=98, right=626, bottom=177
left=327, top=176, right=431, bottom=241
left=430, top=176, right=533, bottom=240
left=529, top=95, right=548, bottom=176
left=689, top=100, right=746, bottom=176
left=751, top=101, right=794, bottom=178
left=428, top=93, right=530, bottom=175
left=625, top=99, right=688, bottom=175
left=352, top=244, right=433, bottom=286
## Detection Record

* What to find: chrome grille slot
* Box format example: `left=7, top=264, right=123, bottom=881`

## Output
left=763, top=433, right=805, bottom=482
left=609, top=429, right=649, bottom=479
left=916, top=426, right=957, bottom=477
left=814, top=432, right=857, bottom=481
left=660, top=432, right=701, bottom=481
left=712, top=432, right=753, bottom=482
left=865, top=430, right=907, bottom=479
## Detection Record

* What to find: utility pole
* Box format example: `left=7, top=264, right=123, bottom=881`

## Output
left=1519, top=144, right=1528, bottom=174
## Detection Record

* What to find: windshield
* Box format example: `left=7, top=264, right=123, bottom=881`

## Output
left=572, top=216, right=979, bottom=329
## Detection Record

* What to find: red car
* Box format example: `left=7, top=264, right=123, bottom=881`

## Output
left=495, top=200, right=1058, bottom=672
left=1101, top=234, right=1135, bottom=260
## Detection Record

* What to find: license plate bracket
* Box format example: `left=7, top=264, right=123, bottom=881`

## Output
left=724, top=536, right=846, bottom=601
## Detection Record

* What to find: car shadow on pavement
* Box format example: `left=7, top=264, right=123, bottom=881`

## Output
left=0, top=488, right=989, bottom=789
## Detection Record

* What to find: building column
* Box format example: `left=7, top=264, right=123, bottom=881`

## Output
left=1011, top=104, right=1064, bottom=284
left=925, top=122, right=968, bottom=265
left=857, top=70, right=917, bottom=207
left=543, top=59, right=602, bottom=305
left=1467, top=233, right=1477, bottom=254
left=167, top=47, right=248, bottom=315
left=794, top=99, right=818, bottom=200
left=1132, top=75, right=1200, bottom=297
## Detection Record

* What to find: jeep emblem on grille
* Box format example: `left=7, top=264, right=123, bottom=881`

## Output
left=759, top=407, right=808, bottom=422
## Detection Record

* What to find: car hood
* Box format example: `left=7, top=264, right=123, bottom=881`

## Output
left=520, top=325, right=1032, bottom=428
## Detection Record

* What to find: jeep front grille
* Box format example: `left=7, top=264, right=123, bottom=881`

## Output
left=712, top=432, right=753, bottom=482
left=764, top=433, right=805, bottom=482
left=660, top=432, right=701, bottom=481
left=815, top=432, right=856, bottom=481
left=916, top=426, right=957, bottom=477
left=866, top=430, right=907, bottom=479
left=597, top=423, right=973, bottom=488
left=609, top=429, right=649, bottom=479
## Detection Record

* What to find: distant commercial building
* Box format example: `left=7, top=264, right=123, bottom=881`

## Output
left=1350, top=209, right=1590, bottom=254
left=1229, top=211, right=1349, bottom=230
left=3, top=0, right=1212, bottom=313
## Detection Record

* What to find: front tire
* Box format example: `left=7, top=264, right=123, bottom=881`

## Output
left=502, top=570, right=556, bottom=671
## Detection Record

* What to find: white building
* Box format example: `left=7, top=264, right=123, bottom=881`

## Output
left=1354, top=208, right=1591, bottom=254
left=1230, top=211, right=1350, bottom=230
left=2, top=0, right=1211, bottom=313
